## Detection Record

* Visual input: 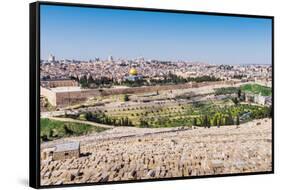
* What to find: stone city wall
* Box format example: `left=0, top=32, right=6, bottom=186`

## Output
left=55, top=90, right=101, bottom=106
left=41, top=87, right=57, bottom=106
left=45, top=81, right=238, bottom=107
left=43, top=80, right=78, bottom=88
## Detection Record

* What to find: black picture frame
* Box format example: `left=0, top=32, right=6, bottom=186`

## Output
left=30, top=1, right=274, bottom=189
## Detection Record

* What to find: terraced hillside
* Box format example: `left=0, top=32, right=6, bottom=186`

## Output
left=72, top=98, right=270, bottom=128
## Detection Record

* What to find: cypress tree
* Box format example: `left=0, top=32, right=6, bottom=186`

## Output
left=193, top=117, right=197, bottom=126
left=236, top=115, right=240, bottom=126
left=203, top=115, right=208, bottom=128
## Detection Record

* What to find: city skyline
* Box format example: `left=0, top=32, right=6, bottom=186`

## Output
left=42, top=54, right=272, bottom=66
left=41, top=5, right=272, bottom=65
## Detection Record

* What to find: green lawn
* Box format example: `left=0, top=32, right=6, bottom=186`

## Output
left=40, top=118, right=107, bottom=142
left=241, top=84, right=272, bottom=96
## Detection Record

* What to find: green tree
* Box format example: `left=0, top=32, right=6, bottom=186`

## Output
left=226, top=112, right=234, bottom=125
left=206, top=116, right=211, bottom=128
left=139, top=119, right=149, bottom=128
left=85, top=112, right=93, bottom=121
left=203, top=115, right=208, bottom=128
left=213, top=116, right=218, bottom=127
left=41, top=134, right=49, bottom=142
left=218, top=117, right=223, bottom=127
left=49, top=129, right=54, bottom=138
left=238, top=89, right=242, bottom=99
left=79, top=75, right=88, bottom=88
left=122, top=94, right=129, bottom=102
left=232, top=97, right=239, bottom=106
left=88, top=75, right=95, bottom=85
left=193, top=117, right=197, bottom=126
left=236, top=115, right=240, bottom=126
left=63, top=125, right=74, bottom=136
left=241, top=92, right=246, bottom=101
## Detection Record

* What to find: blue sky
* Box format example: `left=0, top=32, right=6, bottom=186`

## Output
left=40, top=5, right=272, bottom=65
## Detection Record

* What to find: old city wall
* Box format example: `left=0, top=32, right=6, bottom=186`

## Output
left=53, top=81, right=236, bottom=107
left=41, top=87, right=57, bottom=106
left=55, top=89, right=101, bottom=106
left=55, top=83, right=196, bottom=106
left=47, top=80, right=78, bottom=88
left=99, top=81, right=236, bottom=96
left=99, top=83, right=194, bottom=96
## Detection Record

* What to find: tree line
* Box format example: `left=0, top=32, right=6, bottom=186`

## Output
left=78, top=112, right=133, bottom=126
left=71, top=73, right=221, bottom=88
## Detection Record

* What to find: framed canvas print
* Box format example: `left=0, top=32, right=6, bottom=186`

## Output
left=29, top=1, right=274, bottom=188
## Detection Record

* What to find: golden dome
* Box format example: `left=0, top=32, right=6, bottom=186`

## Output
left=129, top=68, right=138, bottom=75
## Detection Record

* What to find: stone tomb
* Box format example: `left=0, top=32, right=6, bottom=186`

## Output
left=53, top=142, right=80, bottom=161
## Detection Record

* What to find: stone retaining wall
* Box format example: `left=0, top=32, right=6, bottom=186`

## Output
left=43, top=81, right=237, bottom=107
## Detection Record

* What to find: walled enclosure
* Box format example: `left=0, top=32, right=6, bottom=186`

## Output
left=41, top=81, right=237, bottom=107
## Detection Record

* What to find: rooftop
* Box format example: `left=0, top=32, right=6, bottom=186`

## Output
left=41, top=78, right=74, bottom=82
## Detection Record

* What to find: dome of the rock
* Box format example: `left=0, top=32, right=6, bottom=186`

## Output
left=129, top=68, right=138, bottom=76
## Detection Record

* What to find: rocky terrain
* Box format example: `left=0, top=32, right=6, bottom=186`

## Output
left=40, top=119, right=272, bottom=186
